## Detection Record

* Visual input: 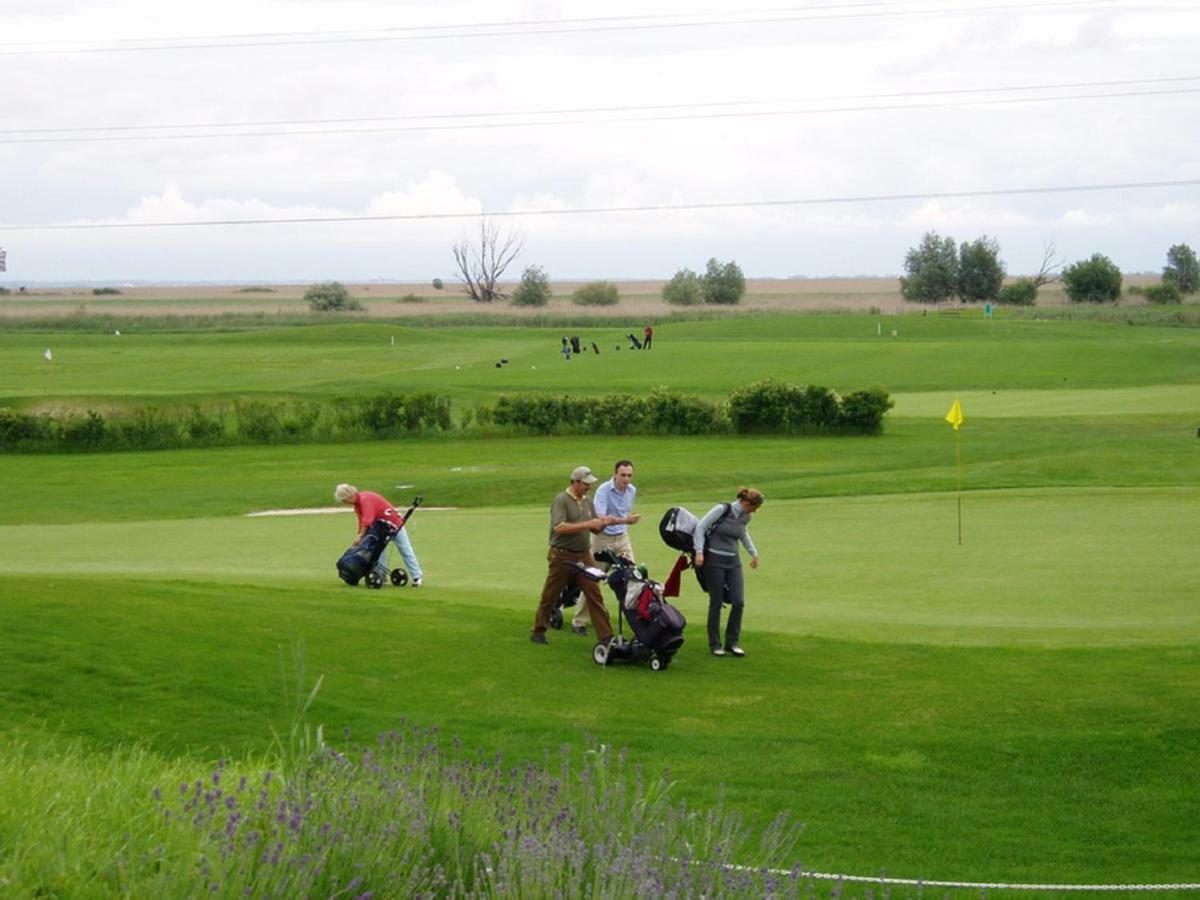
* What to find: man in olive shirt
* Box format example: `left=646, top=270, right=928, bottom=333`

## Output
left=531, top=465, right=616, bottom=644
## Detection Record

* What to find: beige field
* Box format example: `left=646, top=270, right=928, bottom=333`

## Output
left=0, top=276, right=1155, bottom=320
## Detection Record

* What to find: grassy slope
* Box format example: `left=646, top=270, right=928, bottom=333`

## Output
left=3, top=312, right=1200, bottom=886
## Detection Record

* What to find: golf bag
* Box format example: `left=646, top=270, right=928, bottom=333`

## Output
left=548, top=583, right=582, bottom=630
left=626, top=332, right=643, bottom=350
left=584, top=551, right=686, bottom=671
left=336, top=495, right=423, bottom=588
left=659, top=504, right=733, bottom=593
left=337, top=518, right=397, bottom=586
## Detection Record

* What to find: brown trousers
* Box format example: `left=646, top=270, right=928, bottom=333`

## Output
left=532, top=547, right=613, bottom=640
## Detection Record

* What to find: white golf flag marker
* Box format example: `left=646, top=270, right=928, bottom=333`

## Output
left=44, top=348, right=53, bottom=361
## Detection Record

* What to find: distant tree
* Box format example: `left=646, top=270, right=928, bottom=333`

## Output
left=431, top=277, right=444, bottom=290
left=1062, top=254, right=1122, bottom=303
left=452, top=219, right=523, bottom=303
left=1162, top=243, right=1199, bottom=295
left=571, top=281, right=619, bottom=306
left=511, top=265, right=552, bottom=307
left=957, top=236, right=1005, bottom=302
left=305, top=281, right=362, bottom=311
left=1032, top=240, right=1065, bottom=288
left=701, top=258, right=746, bottom=305
left=662, top=268, right=703, bottom=306
left=900, top=232, right=958, bottom=303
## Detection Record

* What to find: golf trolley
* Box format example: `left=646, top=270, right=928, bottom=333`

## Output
left=577, top=550, right=686, bottom=671
left=336, top=496, right=422, bottom=589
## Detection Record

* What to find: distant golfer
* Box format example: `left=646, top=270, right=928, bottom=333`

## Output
left=531, top=466, right=616, bottom=645
left=335, top=484, right=424, bottom=587
left=643, top=324, right=653, bottom=349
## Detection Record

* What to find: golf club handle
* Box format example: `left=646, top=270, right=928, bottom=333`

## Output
left=398, top=495, right=423, bottom=526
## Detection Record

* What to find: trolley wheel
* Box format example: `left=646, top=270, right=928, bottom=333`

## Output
left=390, top=568, right=409, bottom=587
left=365, top=571, right=385, bottom=589
left=592, top=642, right=610, bottom=666
left=549, top=609, right=563, bottom=630
left=650, top=657, right=663, bottom=671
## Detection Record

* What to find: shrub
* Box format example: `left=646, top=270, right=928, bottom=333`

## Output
left=91, top=287, right=122, bottom=296
left=571, top=281, right=619, bottom=307
left=0, top=287, right=10, bottom=295
left=997, top=278, right=1038, bottom=306
left=838, top=387, right=894, bottom=435
left=114, top=409, right=180, bottom=450
left=701, top=258, right=746, bottom=305
left=304, top=281, right=362, bottom=312
left=662, top=268, right=703, bottom=306
left=234, top=401, right=283, bottom=443
left=60, top=411, right=109, bottom=450
left=1145, top=281, right=1183, bottom=305
left=511, top=266, right=552, bottom=307
left=0, top=407, right=51, bottom=448
left=431, top=277, right=444, bottom=290
left=1062, top=254, right=1122, bottom=303
left=643, top=389, right=726, bottom=434
left=184, top=406, right=226, bottom=443
left=398, top=293, right=424, bottom=304
left=234, top=286, right=275, bottom=293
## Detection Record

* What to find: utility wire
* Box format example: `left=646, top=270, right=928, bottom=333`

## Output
left=3, top=75, right=1194, bottom=139
left=1, top=86, right=1194, bottom=146
left=5, top=179, right=1195, bottom=232
left=0, top=0, right=1121, bottom=55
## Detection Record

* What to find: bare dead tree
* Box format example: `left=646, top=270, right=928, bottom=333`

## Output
left=451, top=219, right=523, bottom=303
left=1032, top=240, right=1066, bottom=287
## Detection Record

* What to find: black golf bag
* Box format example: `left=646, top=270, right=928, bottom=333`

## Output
left=337, top=518, right=397, bottom=586
left=549, top=583, right=582, bottom=630
left=659, top=504, right=733, bottom=594
left=585, top=551, right=686, bottom=671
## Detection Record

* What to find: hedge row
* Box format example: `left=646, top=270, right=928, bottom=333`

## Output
left=0, top=392, right=452, bottom=453
left=0, top=381, right=891, bottom=453
left=482, top=380, right=892, bottom=436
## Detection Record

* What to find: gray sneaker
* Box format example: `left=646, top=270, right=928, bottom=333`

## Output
left=726, top=645, right=746, bottom=657
left=530, top=633, right=549, bottom=645
left=711, top=647, right=726, bottom=657
left=571, top=625, right=588, bottom=636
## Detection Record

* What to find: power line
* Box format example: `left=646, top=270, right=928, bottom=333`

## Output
left=2, top=87, right=1194, bottom=148
left=0, top=0, right=1120, bottom=55
left=3, top=75, right=1194, bottom=139
left=5, top=179, right=1195, bottom=232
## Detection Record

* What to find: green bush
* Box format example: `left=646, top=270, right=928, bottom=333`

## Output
left=0, top=407, right=51, bottom=448
left=702, top=258, right=746, bottom=305
left=838, top=387, right=894, bottom=435
left=957, top=236, right=1005, bottom=302
left=512, top=266, right=552, bottom=307
left=1162, top=243, right=1199, bottom=294
left=398, top=293, right=424, bottom=304
left=662, top=268, right=703, bottom=306
left=91, top=287, right=122, bottom=296
left=115, top=409, right=181, bottom=450
left=571, top=281, right=619, bottom=307
left=643, top=389, right=727, bottom=434
left=431, top=277, right=445, bottom=290
left=304, top=281, right=362, bottom=312
left=997, top=278, right=1038, bottom=306
left=184, top=406, right=226, bottom=443
left=1144, top=282, right=1183, bottom=305
left=728, top=380, right=890, bottom=435
left=1062, top=254, right=1122, bottom=303
left=234, top=401, right=283, bottom=443
left=60, top=411, right=109, bottom=450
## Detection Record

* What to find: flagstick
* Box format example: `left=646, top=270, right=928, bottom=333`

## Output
left=955, top=428, right=963, bottom=545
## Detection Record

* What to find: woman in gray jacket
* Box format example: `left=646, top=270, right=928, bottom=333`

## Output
left=693, top=487, right=764, bottom=657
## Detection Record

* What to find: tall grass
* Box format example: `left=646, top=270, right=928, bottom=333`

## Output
left=0, top=726, right=807, bottom=898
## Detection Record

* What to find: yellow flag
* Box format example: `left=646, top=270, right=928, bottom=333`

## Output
left=944, top=398, right=963, bottom=431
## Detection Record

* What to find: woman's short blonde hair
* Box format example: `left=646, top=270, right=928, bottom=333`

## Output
left=334, top=483, right=358, bottom=504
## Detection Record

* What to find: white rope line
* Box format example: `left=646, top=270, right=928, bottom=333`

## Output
left=721, top=862, right=1200, bottom=892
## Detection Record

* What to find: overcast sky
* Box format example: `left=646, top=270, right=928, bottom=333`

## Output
left=1, top=0, right=1198, bottom=284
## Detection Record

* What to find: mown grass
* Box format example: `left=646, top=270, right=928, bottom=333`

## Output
left=2, top=309, right=1199, bottom=895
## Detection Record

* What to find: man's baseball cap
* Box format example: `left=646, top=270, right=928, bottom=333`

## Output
left=571, top=465, right=597, bottom=484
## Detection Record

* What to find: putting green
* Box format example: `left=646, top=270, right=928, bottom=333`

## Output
left=4, top=487, right=1193, bottom=648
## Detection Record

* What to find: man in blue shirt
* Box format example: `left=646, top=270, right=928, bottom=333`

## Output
left=571, top=459, right=641, bottom=635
